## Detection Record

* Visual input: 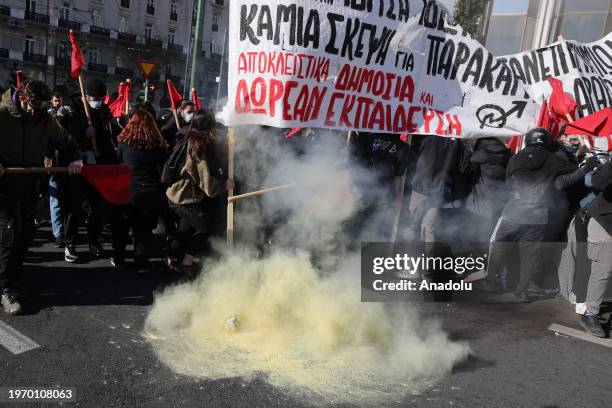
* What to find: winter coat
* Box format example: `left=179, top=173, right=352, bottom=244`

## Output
left=0, top=89, right=81, bottom=168
left=166, top=148, right=225, bottom=206
left=411, top=136, right=469, bottom=204
left=68, top=99, right=119, bottom=164
left=502, top=145, right=577, bottom=225
left=465, top=138, right=511, bottom=220
left=585, top=162, right=612, bottom=236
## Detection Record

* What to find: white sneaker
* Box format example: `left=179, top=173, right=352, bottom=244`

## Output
left=1, top=291, right=22, bottom=315
left=462, top=269, right=488, bottom=283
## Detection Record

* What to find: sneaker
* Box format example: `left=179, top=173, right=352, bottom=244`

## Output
left=462, top=269, right=488, bottom=283
left=89, top=243, right=103, bottom=258
left=110, top=256, right=125, bottom=268
left=54, top=236, right=65, bottom=248
left=1, top=289, right=23, bottom=315
left=580, top=313, right=606, bottom=338
left=64, top=244, right=79, bottom=263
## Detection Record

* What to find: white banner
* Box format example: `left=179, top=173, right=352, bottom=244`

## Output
left=223, top=0, right=541, bottom=137
left=500, top=33, right=612, bottom=119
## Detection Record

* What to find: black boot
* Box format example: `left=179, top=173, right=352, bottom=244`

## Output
left=580, top=313, right=606, bottom=338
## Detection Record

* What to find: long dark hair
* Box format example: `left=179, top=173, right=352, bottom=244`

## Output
left=186, top=109, right=219, bottom=165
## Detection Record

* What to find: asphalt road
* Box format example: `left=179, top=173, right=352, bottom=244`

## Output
left=1, top=228, right=611, bottom=408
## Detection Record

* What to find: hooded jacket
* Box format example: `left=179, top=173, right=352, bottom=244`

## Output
left=502, top=145, right=577, bottom=225
left=0, top=89, right=81, bottom=169
left=465, top=138, right=511, bottom=220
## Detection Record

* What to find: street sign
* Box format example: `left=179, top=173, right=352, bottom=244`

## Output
left=137, top=60, right=157, bottom=80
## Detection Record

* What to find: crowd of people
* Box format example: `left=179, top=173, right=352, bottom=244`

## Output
left=0, top=78, right=610, bottom=339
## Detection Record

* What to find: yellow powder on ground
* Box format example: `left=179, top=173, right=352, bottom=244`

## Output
left=144, top=250, right=469, bottom=405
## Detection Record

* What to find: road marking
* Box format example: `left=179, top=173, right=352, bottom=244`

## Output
left=0, top=320, right=40, bottom=355
left=548, top=323, right=612, bottom=349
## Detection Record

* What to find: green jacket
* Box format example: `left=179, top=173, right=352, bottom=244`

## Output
left=0, top=89, right=81, bottom=167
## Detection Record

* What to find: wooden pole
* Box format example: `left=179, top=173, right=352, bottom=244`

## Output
left=5, top=167, right=69, bottom=174
left=227, top=127, right=235, bottom=249
left=228, top=183, right=295, bottom=203
left=172, top=109, right=181, bottom=130
left=125, top=78, right=130, bottom=115
left=346, top=130, right=352, bottom=146
left=77, top=73, right=99, bottom=157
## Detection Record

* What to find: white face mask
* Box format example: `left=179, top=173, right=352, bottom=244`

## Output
left=88, top=100, right=103, bottom=109
left=183, top=112, right=194, bottom=123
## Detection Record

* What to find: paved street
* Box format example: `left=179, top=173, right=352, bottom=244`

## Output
left=1, top=228, right=611, bottom=408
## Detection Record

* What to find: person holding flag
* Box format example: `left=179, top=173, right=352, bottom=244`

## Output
left=0, top=79, right=83, bottom=314
left=161, top=81, right=194, bottom=151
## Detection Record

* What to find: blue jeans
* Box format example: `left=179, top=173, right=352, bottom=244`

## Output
left=49, top=177, right=63, bottom=239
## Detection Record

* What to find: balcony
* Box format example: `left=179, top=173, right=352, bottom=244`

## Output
left=23, top=52, right=47, bottom=64
left=145, top=38, right=163, bottom=48
left=117, top=32, right=137, bottom=43
left=87, top=62, right=108, bottom=73
left=90, top=26, right=111, bottom=37
left=24, top=11, right=50, bottom=24
left=170, top=12, right=178, bottom=21
left=0, top=48, right=9, bottom=58
left=120, top=0, right=130, bottom=8
left=146, top=5, right=155, bottom=15
left=167, top=43, right=183, bottom=53
left=0, top=5, right=10, bottom=16
left=58, top=18, right=81, bottom=31
left=115, top=66, right=134, bottom=77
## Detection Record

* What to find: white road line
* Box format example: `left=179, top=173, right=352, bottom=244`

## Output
left=548, top=323, right=612, bottom=349
left=0, top=320, right=40, bottom=355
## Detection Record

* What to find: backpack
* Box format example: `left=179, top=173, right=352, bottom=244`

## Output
left=161, top=141, right=187, bottom=187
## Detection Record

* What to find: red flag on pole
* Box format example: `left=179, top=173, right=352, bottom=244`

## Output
left=191, top=88, right=203, bottom=110
left=108, top=82, right=126, bottom=118
left=81, top=165, right=131, bottom=205
left=68, top=30, right=86, bottom=79
left=166, top=79, right=183, bottom=110
left=547, top=78, right=577, bottom=123
left=15, top=71, right=24, bottom=90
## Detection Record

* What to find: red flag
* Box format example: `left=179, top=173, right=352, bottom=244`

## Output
left=506, top=136, right=521, bottom=153
left=565, top=107, right=612, bottom=138
left=81, top=165, right=131, bottom=205
left=191, top=88, right=203, bottom=110
left=547, top=78, right=577, bottom=123
left=285, top=127, right=302, bottom=139
left=15, top=71, right=24, bottom=90
left=68, top=30, right=86, bottom=79
left=108, top=82, right=126, bottom=118
left=166, top=79, right=183, bottom=111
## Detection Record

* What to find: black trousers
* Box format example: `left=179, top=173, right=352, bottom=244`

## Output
left=0, top=176, right=38, bottom=291
left=488, top=219, right=547, bottom=293
left=169, top=202, right=212, bottom=258
left=114, top=191, right=163, bottom=267
left=64, top=176, right=124, bottom=250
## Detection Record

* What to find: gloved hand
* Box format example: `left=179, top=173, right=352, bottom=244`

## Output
left=582, top=156, right=599, bottom=173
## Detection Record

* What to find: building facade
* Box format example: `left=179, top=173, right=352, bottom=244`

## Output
left=0, top=0, right=228, bottom=107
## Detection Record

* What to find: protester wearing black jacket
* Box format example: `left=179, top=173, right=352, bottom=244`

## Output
left=115, top=110, right=168, bottom=272
left=161, top=101, right=194, bottom=151
left=63, top=79, right=122, bottom=263
left=464, top=137, right=512, bottom=241
left=486, top=128, right=597, bottom=301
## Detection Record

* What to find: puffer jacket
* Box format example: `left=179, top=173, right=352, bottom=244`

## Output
left=0, top=89, right=81, bottom=168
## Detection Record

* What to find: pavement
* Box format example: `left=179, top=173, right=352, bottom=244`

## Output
left=1, top=227, right=611, bottom=408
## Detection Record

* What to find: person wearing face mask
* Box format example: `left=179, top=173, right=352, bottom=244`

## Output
left=161, top=100, right=195, bottom=151
left=63, top=78, right=122, bottom=263
left=0, top=80, right=83, bottom=314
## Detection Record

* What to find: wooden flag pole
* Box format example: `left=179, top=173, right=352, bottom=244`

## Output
left=227, top=127, right=235, bottom=249
left=228, top=183, right=295, bottom=203
left=172, top=109, right=181, bottom=130
left=124, top=79, right=130, bottom=115
left=5, top=167, right=69, bottom=174
left=77, top=73, right=99, bottom=157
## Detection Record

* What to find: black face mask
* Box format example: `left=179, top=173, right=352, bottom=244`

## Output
left=564, top=143, right=578, bottom=154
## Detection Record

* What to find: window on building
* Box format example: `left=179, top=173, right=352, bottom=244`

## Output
left=212, top=13, right=219, bottom=32
left=116, top=56, right=124, bottom=68
left=120, top=0, right=130, bottom=9
left=87, top=47, right=98, bottom=64
left=554, top=0, right=609, bottom=43
left=168, top=29, right=175, bottom=45
left=170, top=0, right=178, bottom=20
left=27, top=0, right=37, bottom=13
left=119, top=16, right=127, bottom=32
left=145, top=23, right=152, bottom=40
left=147, top=0, right=155, bottom=15
left=61, top=2, right=70, bottom=20
left=24, top=35, right=35, bottom=54
left=91, top=9, right=101, bottom=26
left=58, top=43, right=69, bottom=59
